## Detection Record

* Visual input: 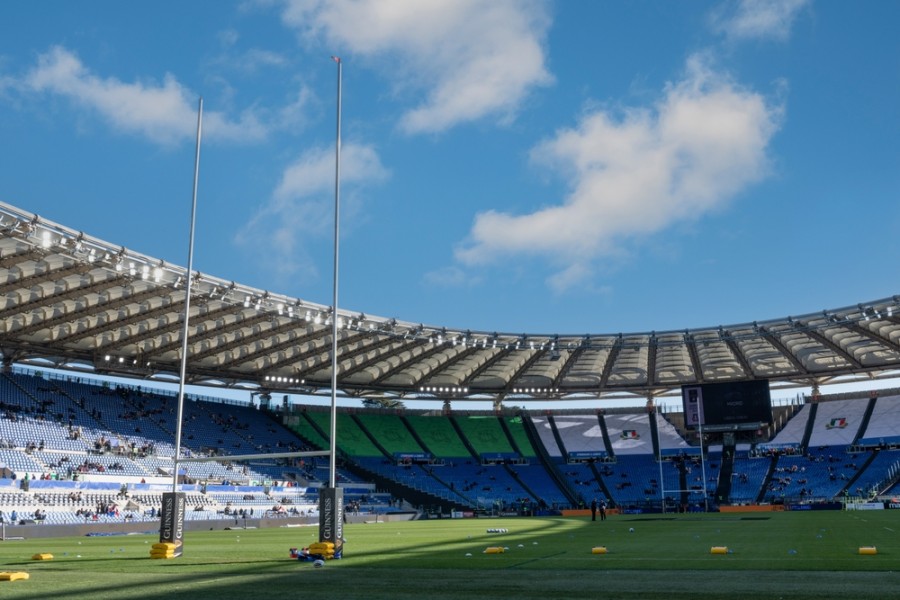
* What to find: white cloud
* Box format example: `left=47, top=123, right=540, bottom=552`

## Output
left=275, top=0, right=553, bottom=134
left=215, top=27, right=287, bottom=72
left=213, top=47, right=289, bottom=75
left=455, top=54, right=782, bottom=291
left=423, top=265, right=480, bottom=288
left=236, top=142, right=389, bottom=278
left=711, top=0, right=810, bottom=41
left=546, top=263, right=592, bottom=295
left=240, top=48, right=289, bottom=70
left=279, top=85, right=314, bottom=130
left=22, top=46, right=267, bottom=145
left=218, top=28, right=241, bottom=47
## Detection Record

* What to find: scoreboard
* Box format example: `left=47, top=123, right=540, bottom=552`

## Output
left=682, top=379, right=772, bottom=432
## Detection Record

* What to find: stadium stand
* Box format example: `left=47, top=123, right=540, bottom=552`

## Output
left=530, top=415, right=564, bottom=457
left=4, top=368, right=900, bottom=531
left=355, top=413, right=424, bottom=456
left=453, top=415, right=516, bottom=458
left=404, top=414, right=470, bottom=456
left=808, top=398, right=871, bottom=447
left=503, top=415, right=538, bottom=458
left=730, top=449, right=772, bottom=503
left=552, top=415, right=607, bottom=457
left=605, top=413, right=655, bottom=455
left=858, top=394, right=900, bottom=447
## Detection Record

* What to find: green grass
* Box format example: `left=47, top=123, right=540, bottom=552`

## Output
left=1, top=512, right=899, bottom=599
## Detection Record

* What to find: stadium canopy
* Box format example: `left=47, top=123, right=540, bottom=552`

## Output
left=0, top=201, right=899, bottom=404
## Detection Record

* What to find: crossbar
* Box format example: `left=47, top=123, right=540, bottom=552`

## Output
left=175, top=450, right=331, bottom=463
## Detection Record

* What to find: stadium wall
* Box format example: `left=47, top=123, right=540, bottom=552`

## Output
left=0, top=512, right=416, bottom=540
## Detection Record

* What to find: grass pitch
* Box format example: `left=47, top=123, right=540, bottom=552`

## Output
left=1, top=511, right=898, bottom=599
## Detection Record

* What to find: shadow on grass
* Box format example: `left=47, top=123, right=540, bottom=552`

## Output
left=3, top=514, right=900, bottom=600
left=5, top=564, right=900, bottom=600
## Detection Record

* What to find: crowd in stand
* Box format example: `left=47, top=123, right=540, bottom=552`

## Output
left=0, top=508, right=46, bottom=524
left=5, top=370, right=900, bottom=524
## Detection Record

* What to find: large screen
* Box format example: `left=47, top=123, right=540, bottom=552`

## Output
left=682, top=379, right=772, bottom=431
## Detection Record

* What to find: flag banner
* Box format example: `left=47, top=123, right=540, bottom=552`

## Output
left=159, top=492, right=186, bottom=557
left=683, top=386, right=705, bottom=427
left=318, top=487, right=344, bottom=557
left=568, top=450, right=609, bottom=458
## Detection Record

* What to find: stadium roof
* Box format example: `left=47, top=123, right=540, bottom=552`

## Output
left=0, top=200, right=899, bottom=403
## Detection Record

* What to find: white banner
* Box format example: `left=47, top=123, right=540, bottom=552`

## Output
left=846, top=502, right=884, bottom=511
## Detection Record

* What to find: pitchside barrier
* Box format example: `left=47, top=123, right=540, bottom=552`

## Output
left=561, top=508, right=621, bottom=518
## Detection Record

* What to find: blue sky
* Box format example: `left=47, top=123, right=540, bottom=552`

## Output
left=1, top=0, right=898, bottom=341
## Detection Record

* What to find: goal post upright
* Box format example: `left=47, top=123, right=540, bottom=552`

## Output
left=318, top=54, right=345, bottom=557
left=158, top=97, right=203, bottom=559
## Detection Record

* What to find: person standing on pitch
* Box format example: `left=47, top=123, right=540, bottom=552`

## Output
left=590, top=498, right=598, bottom=521
left=599, top=499, right=607, bottom=521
